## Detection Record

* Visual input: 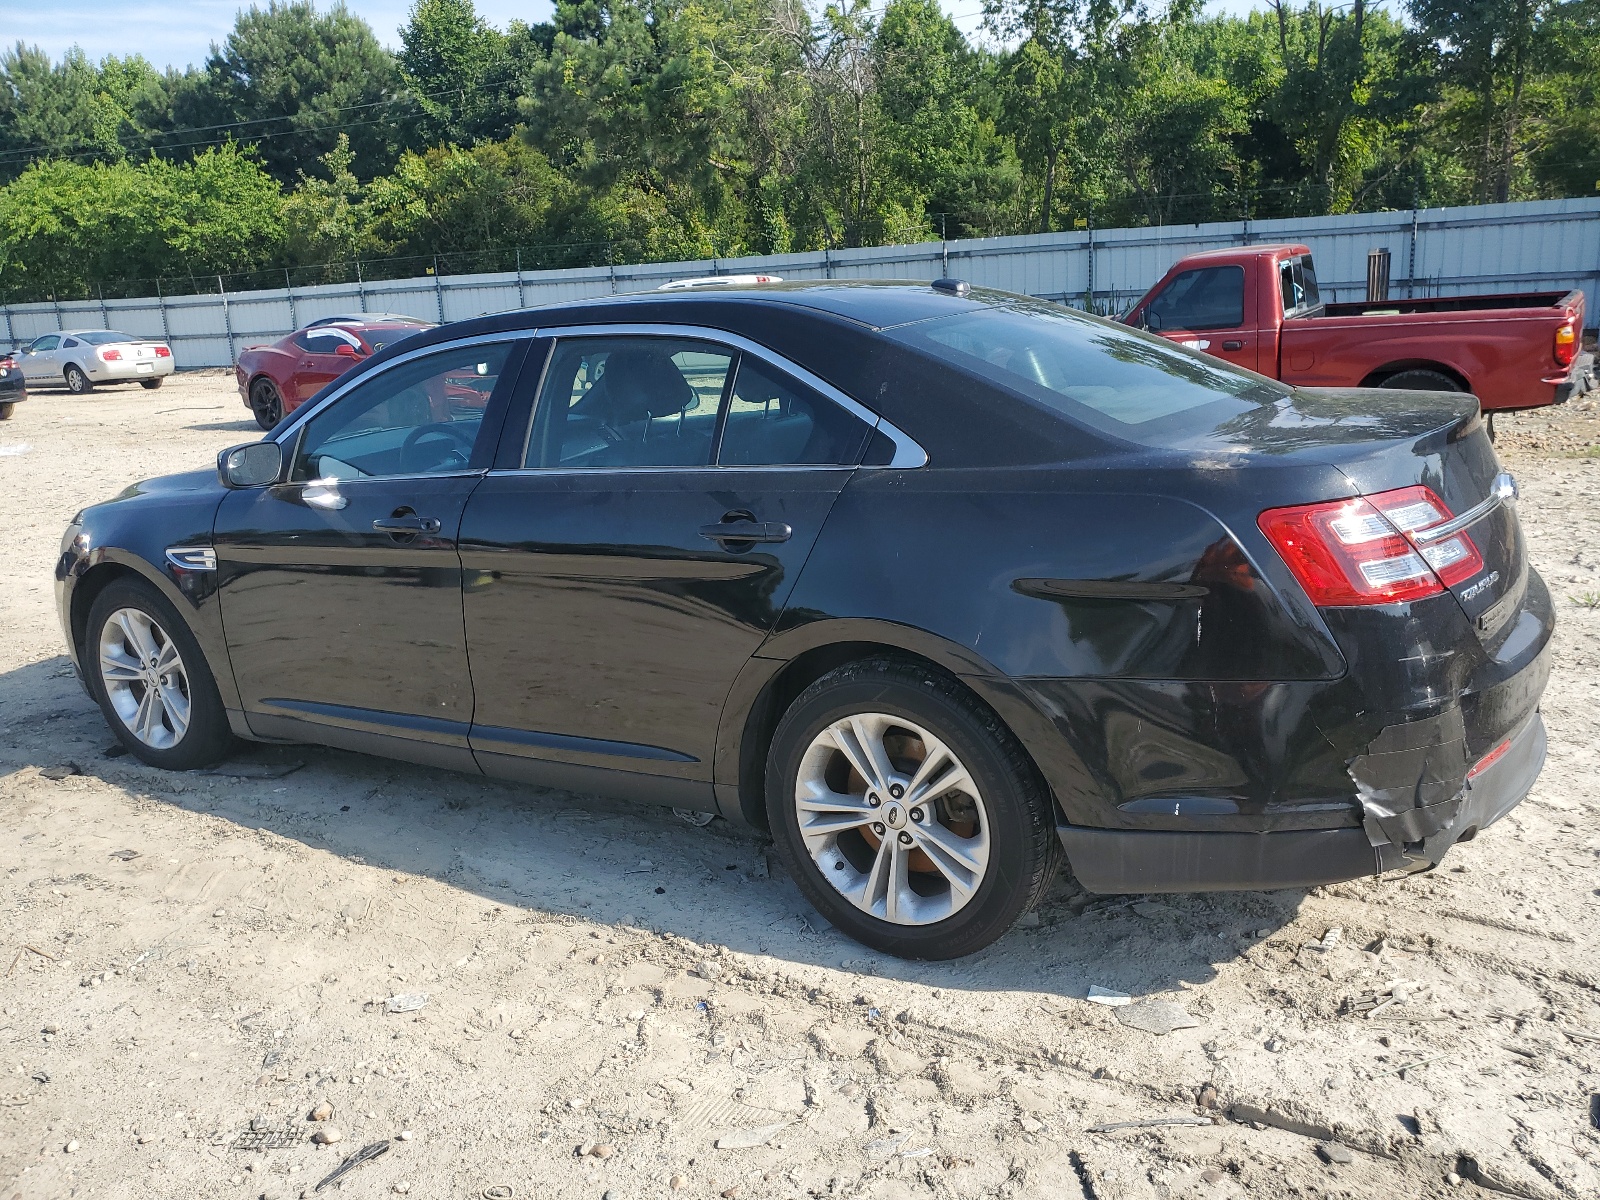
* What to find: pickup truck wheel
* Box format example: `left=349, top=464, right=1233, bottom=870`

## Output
left=1379, top=368, right=1461, bottom=393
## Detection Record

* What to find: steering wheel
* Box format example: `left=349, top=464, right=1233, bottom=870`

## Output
left=400, top=422, right=475, bottom=473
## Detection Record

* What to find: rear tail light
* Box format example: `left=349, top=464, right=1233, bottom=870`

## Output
left=1259, top=485, right=1484, bottom=606
left=1467, top=736, right=1512, bottom=780
left=100, top=348, right=122, bottom=361
left=1554, top=321, right=1577, bottom=368
left=155, top=345, right=172, bottom=358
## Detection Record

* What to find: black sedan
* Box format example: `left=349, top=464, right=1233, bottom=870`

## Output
left=0, top=348, right=26, bottom=418
left=55, top=280, right=1552, bottom=959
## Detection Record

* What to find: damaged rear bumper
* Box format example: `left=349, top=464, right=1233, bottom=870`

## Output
left=1057, top=712, right=1546, bottom=894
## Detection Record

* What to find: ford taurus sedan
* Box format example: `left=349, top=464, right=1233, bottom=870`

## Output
left=55, top=280, right=1552, bottom=959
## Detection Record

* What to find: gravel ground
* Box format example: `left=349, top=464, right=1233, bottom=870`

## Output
left=1, top=373, right=1597, bottom=1200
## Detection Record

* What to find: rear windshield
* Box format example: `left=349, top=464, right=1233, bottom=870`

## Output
left=888, top=303, right=1286, bottom=438
left=79, top=331, right=138, bottom=345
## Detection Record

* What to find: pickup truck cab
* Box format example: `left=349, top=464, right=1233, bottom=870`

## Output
left=1124, top=244, right=1587, bottom=412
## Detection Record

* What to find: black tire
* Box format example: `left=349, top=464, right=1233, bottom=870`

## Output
left=0, top=401, right=13, bottom=420
left=64, top=364, right=92, bottom=394
left=765, top=657, right=1062, bottom=959
left=1379, top=368, right=1462, bottom=393
left=85, top=578, right=234, bottom=770
left=140, top=377, right=164, bottom=390
left=250, top=378, right=283, bottom=431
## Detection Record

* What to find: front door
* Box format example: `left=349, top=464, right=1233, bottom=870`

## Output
left=1139, top=263, right=1258, bottom=372
left=459, top=333, right=873, bottom=798
left=21, top=334, right=60, bottom=383
left=288, top=328, right=362, bottom=406
left=213, top=337, right=525, bottom=768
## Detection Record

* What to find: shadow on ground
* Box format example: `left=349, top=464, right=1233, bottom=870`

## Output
left=0, top=654, right=1306, bottom=1003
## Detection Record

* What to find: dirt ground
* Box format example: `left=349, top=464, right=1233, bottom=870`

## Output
left=1, top=371, right=1598, bottom=1200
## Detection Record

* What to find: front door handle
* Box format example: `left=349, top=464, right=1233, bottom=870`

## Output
left=373, top=515, right=442, bottom=534
left=1222, top=339, right=1245, bottom=351
left=698, top=520, right=792, bottom=545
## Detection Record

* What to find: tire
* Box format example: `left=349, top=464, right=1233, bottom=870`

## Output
left=140, top=377, right=164, bottom=390
left=765, top=657, right=1062, bottom=959
left=0, top=401, right=13, bottom=420
left=85, top=578, right=234, bottom=770
left=250, top=378, right=283, bottom=431
left=1379, top=368, right=1462, bottom=393
left=64, top=364, right=92, bottom=394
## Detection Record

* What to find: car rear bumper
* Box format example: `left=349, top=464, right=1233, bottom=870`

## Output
left=87, top=358, right=175, bottom=382
left=1059, top=710, right=1545, bottom=893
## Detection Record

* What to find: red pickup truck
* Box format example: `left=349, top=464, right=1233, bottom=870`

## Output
left=1124, top=244, right=1587, bottom=412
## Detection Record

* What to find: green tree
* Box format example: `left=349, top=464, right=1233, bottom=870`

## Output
left=0, top=45, right=171, bottom=182
left=398, top=0, right=518, bottom=147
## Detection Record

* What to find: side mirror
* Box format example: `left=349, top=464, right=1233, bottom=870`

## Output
left=1144, top=310, right=1163, bottom=332
left=335, top=342, right=362, bottom=358
left=218, top=441, right=283, bottom=488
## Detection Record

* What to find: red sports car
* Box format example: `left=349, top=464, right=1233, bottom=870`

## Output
left=235, top=315, right=435, bottom=430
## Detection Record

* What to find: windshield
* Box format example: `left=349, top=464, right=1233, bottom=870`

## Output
left=889, top=302, right=1287, bottom=439
left=79, top=331, right=140, bottom=345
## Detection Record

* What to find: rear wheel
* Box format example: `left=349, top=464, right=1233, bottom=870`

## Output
left=0, top=401, right=13, bottom=420
left=250, top=378, right=283, bottom=430
left=765, top=657, right=1061, bottom=959
left=140, top=377, right=163, bottom=390
left=1379, top=368, right=1462, bottom=393
left=64, top=364, right=92, bottom=394
left=86, top=579, right=233, bottom=769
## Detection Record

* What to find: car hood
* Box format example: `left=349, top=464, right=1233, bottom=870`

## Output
left=109, top=468, right=222, bottom=502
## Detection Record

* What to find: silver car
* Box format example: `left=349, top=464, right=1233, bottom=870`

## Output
left=16, top=329, right=175, bottom=393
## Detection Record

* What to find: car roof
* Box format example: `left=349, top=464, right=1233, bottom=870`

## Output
left=306, top=314, right=433, bottom=329
left=50, top=329, right=141, bottom=337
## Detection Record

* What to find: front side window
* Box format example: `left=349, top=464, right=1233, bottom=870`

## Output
left=30, top=335, right=60, bottom=352
left=1145, top=265, right=1246, bottom=332
left=526, top=337, right=732, bottom=468
left=291, top=342, right=513, bottom=481
left=719, top=358, right=870, bottom=466
left=296, top=328, right=362, bottom=355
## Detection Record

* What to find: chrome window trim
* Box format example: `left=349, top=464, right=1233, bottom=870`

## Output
left=269, top=328, right=537, bottom=446
left=518, top=323, right=928, bottom=470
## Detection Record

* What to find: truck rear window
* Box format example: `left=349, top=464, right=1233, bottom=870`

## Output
left=1145, top=265, right=1245, bottom=331
left=890, top=302, right=1285, bottom=433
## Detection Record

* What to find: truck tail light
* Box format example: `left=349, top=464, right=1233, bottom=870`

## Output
left=100, top=348, right=122, bottom=361
left=1259, top=485, right=1483, bottom=606
left=155, top=345, right=172, bottom=358
left=1554, top=321, right=1577, bottom=368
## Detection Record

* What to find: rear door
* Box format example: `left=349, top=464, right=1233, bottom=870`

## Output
left=1141, top=264, right=1259, bottom=371
left=459, top=330, right=873, bottom=795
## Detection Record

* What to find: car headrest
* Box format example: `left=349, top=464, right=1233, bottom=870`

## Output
left=594, top=349, right=696, bottom=424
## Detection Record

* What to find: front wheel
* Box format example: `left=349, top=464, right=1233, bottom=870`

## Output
left=86, top=579, right=234, bottom=769
left=140, top=377, right=164, bottom=390
left=765, top=658, right=1061, bottom=959
left=64, top=364, right=92, bottom=394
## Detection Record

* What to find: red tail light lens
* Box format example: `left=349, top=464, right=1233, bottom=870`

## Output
left=155, top=345, right=172, bottom=358
left=1554, top=322, right=1577, bottom=368
left=1259, top=485, right=1484, bottom=606
left=100, top=348, right=122, bottom=361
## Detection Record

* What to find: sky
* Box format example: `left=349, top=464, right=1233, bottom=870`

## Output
left=4, top=0, right=1300, bottom=74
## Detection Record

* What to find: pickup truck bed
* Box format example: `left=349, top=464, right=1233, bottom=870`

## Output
left=1125, top=245, right=1588, bottom=413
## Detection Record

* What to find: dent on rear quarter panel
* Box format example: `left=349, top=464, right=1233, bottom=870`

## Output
left=776, top=471, right=1355, bottom=829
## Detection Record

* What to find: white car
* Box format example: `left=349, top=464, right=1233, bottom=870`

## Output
left=16, top=329, right=175, bottom=393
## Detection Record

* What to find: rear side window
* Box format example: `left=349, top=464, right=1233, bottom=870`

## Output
left=63, top=337, right=80, bottom=348
left=890, top=303, right=1285, bottom=433
left=1145, top=265, right=1245, bottom=331
left=719, top=359, right=870, bottom=466
left=1279, top=256, right=1321, bottom=315
left=526, top=337, right=732, bottom=468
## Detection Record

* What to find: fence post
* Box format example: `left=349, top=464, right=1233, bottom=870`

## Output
left=1086, top=218, right=1095, bottom=309
left=356, top=259, right=367, bottom=313
left=941, top=241, right=949, bottom=278
left=218, top=274, right=235, bottom=365
left=433, top=255, right=445, bottom=323
left=515, top=248, right=525, bottom=309
left=285, top=268, right=298, bottom=329
left=1407, top=209, right=1419, bottom=300
left=97, top=283, right=110, bottom=330
left=2, top=296, right=12, bottom=347
left=155, top=279, right=171, bottom=344
left=609, top=265, right=617, bottom=295
left=824, top=248, right=833, bottom=279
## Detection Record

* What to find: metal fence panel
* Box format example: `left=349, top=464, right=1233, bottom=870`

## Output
left=4, top=198, right=1595, bottom=368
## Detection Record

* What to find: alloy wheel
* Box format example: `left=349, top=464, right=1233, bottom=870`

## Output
left=98, top=607, right=191, bottom=749
left=794, top=712, right=990, bottom=926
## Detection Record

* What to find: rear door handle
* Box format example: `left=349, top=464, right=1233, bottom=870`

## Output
left=698, top=520, right=792, bottom=544
left=1222, top=339, right=1245, bottom=351
left=373, top=516, right=441, bottom=534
